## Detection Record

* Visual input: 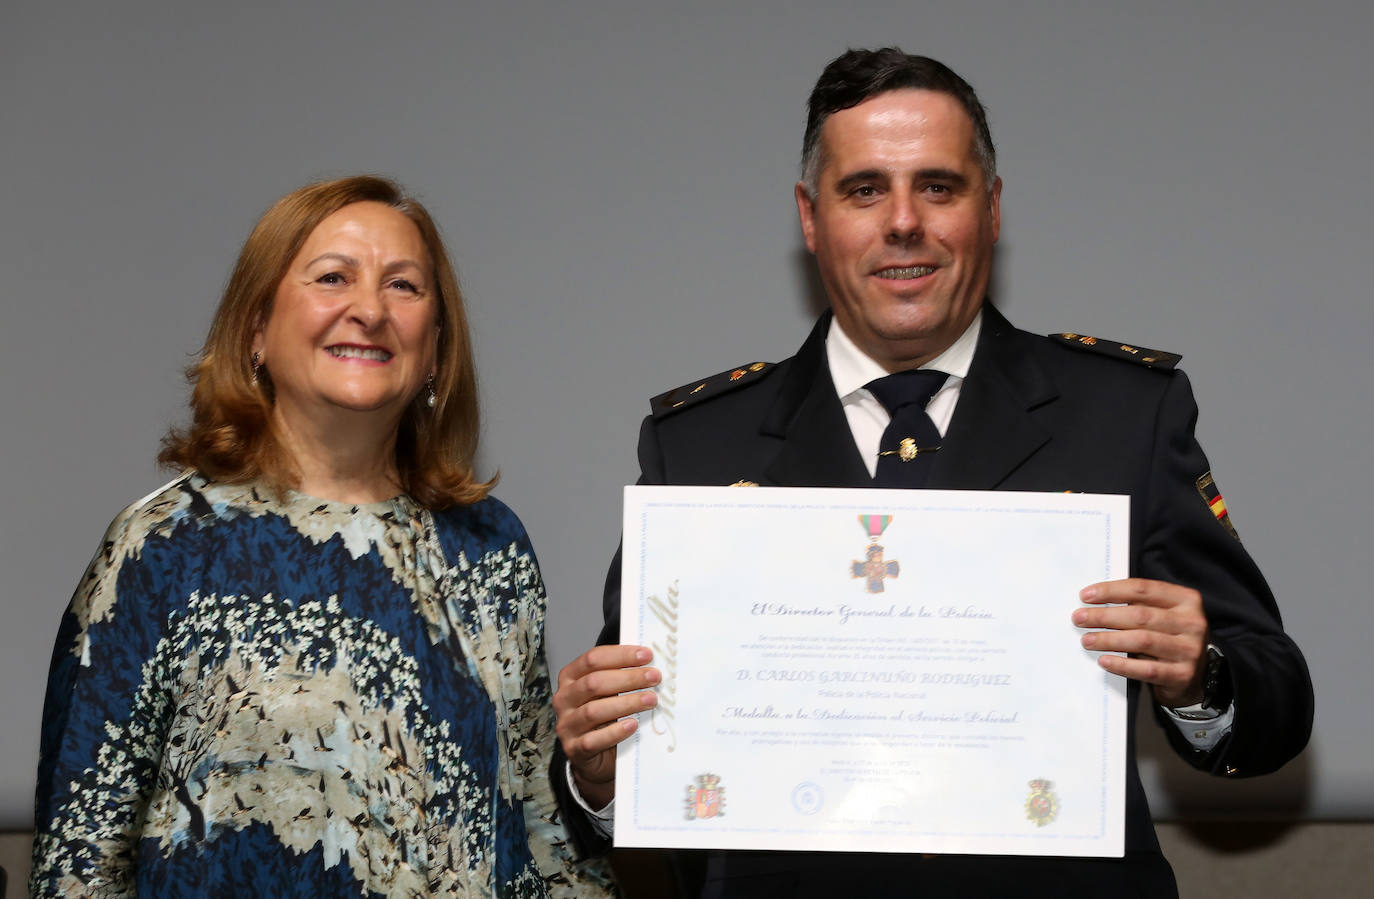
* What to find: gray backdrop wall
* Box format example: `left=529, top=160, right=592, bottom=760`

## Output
left=3, top=0, right=1370, bottom=831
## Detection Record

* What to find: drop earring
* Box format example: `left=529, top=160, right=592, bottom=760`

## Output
left=425, top=374, right=436, bottom=408
left=251, top=352, right=263, bottom=385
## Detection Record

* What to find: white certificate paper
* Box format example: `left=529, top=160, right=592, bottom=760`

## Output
left=616, top=485, right=1128, bottom=857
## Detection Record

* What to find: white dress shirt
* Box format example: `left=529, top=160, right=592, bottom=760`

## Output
left=826, top=310, right=980, bottom=475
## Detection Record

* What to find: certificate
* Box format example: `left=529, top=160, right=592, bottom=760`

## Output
left=615, top=485, right=1128, bottom=857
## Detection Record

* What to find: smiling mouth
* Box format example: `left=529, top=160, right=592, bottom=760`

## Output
left=327, top=346, right=392, bottom=362
left=875, top=266, right=937, bottom=280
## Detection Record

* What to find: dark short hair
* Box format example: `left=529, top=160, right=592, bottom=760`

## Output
left=800, top=48, right=996, bottom=195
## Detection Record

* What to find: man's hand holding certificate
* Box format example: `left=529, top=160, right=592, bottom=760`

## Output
left=614, top=486, right=1129, bottom=857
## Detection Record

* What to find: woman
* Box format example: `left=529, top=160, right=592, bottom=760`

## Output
left=30, top=176, right=618, bottom=897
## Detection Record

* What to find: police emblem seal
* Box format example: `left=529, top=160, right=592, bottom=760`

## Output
left=1024, top=778, right=1059, bottom=827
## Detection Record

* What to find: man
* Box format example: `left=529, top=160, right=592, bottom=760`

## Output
left=552, top=49, right=1312, bottom=897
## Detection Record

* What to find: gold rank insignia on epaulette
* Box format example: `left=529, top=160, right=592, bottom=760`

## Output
left=1049, top=332, right=1181, bottom=369
left=650, top=361, right=775, bottom=418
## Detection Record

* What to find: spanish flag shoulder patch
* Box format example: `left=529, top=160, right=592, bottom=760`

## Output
left=1195, top=471, right=1240, bottom=541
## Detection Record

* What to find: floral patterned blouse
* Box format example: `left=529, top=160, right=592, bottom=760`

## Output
left=30, top=473, right=617, bottom=898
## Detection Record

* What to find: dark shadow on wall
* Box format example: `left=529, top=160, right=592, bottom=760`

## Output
left=794, top=247, right=828, bottom=320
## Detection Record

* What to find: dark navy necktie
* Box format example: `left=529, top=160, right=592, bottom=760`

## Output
left=865, top=369, right=949, bottom=488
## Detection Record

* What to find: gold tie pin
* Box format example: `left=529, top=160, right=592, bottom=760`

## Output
left=877, top=438, right=942, bottom=462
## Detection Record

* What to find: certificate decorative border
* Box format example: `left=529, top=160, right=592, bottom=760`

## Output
left=620, top=487, right=1127, bottom=857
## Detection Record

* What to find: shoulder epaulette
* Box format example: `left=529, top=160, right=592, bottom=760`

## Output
left=1048, top=332, right=1181, bottom=370
left=650, top=361, right=776, bottom=418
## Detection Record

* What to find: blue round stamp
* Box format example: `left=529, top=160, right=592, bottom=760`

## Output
left=791, top=781, right=824, bottom=815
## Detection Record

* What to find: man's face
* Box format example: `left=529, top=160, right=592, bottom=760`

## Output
left=796, top=88, right=1001, bottom=371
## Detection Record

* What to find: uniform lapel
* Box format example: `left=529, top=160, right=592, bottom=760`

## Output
left=761, top=314, right=872, bottom=488
left=928, top=305, right=1058, bottom=489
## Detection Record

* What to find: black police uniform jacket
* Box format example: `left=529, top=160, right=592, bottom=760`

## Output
left=554, top=304, right=1312, bottom=899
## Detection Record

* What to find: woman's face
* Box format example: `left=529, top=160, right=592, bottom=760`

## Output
left=253, top=201, right=438, bottom=436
